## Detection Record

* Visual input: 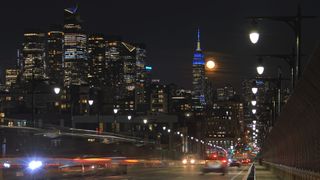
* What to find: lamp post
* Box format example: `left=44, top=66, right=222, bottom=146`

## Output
left=247, top=5, right=316, bottom=89
left=113, top=108, right=118, bottom=133
left=53, top=87, right=62, bottom=126
left=127, top=115, right=132, bottom=135
left=143, top=118, right=148, bottom=141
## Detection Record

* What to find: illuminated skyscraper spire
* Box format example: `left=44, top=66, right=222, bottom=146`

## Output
left=196, top=28, right=201, bottom=51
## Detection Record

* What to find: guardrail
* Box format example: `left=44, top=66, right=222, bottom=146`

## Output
left=263, top=161, right=320, bottom=180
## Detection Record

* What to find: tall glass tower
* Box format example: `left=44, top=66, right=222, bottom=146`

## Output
left=63, top=6, right=88, bottom=86
left=192, top=29, right=206, bottom=111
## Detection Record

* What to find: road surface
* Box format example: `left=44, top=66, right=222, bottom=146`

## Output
left=72, top=165, right=250, bottom=180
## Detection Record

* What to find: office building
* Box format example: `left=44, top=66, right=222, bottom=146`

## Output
left=22, top=31, right=46, bottom=81
left=63, top=6, right=88, bottom=86
left=88, top=34, right=106, bottom=87
left=47, top=25, right=64, bottom=85
left=192, top=29, right=206, bottom=111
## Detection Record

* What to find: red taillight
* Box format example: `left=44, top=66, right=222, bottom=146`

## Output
left=222, top=159, right=227, bottom=163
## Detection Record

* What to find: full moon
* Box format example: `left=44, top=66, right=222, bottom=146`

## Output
left=206, top=60, right=215, bottom=69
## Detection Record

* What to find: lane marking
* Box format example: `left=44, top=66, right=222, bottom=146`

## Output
left=230, top=166, right=249, bottom=180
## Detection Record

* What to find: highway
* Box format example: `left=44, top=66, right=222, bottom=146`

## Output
left=66, top=165, right=250, bottom=180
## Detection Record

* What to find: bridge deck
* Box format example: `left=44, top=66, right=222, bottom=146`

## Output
left=255, top=164, right=280, bottom=180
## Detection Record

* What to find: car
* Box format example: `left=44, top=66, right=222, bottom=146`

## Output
left=241, top=158, right=251, bottom=165
left=182, top=154, right=197, bottom=165
left=201, top=151, right=228, bottom=175
left=229, top=159, right=241, bottom=168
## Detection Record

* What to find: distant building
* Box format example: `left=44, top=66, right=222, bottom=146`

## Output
left=149, top=80, right=168, bottom=114
left=88, top=34, right=106, bottom=87
left=105, top=39, right=147, bottom=113
left=47, top=25, right=64, bottom=85
left=5, top=69, right=20, bottom=89
left=22, top=31, right=46, bottom=81
left=63, top=6, right=88, bottom=86
left=192, top=29, right=206, bottom=112
left=205, top=100, right=243, bottom=149
left=166, top=84, right=192, bottom=114
left=216, top=85, right=235, bottom=101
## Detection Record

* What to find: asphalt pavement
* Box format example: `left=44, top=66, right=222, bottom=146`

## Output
left=76, top=165, right=251, bottom=180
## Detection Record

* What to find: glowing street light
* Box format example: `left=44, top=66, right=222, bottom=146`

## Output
left=249, top=31, right=260, bottom=44
left=249, top=21, right=260, bottom=44
left=252, top=87, right=258, bottom=94
left=53, top=87, right=61, bottom=95
left=127, top=115, right=132, bottom=121
left=88, top=99, right=94, bottom=106
left=167, top=129, right=171, bottom=133
left=251, top=100, right=257, bottom=106
left=252, top=109, right=257, bottom=114
left=257, top=65, right=264, bottom=75
left=162, top=126, right=166, bottom=130
left=113, top=108, right=118, bottom=114
left=143, top=119, right=148, bottom=124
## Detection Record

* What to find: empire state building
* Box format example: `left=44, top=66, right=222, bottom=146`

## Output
left=192, top=29, right=206, bottom=111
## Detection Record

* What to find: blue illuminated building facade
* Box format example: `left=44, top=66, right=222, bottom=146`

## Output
left=192, top=29, right=206, bottom=111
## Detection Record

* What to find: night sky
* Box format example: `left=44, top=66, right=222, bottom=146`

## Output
left=1, top=0, right=320, bottom=92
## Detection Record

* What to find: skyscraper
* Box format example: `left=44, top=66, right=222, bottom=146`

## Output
left=192, top=29, right=206, bottom=111
left=63, top=6, right=88, bottom=86
left=134, top=44, right=147, bottom=110
left=22, top=31, right=46, bottom=82
left=88, top=34, right=106, bottom=87
left=47, top=25, right=64, bottom=85
left=105, top=39, right=138, bottom=112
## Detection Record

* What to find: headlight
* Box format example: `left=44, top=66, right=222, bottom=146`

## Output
left=190, top=159, right=195, bottom=164
left=3, top=162, right=11, bottom=168
left=28, top=160, right=43, bottom=170
left=182, top=159, right=187, bottom=164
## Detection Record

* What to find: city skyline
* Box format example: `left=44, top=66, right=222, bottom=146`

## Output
left=1, top=0, right=320, bottom=91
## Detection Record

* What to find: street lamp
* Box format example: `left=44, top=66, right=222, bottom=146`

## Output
left=54, top=87, right=61, bottom=95
left=113, top=108, right=118, bottom=133
left=143, top=119, right=148, bottom=124
left=167, top=129, right=171, bottom=133
left=251, top=87, right=258, bottom=94
left=247, top=6, right=316, bottom=87
left=88, top=99, right=94, bottom=106
left=252, top=109, right=257, bottom=114
left=251, top=100, right=257, bottom=106
left=249, top=31, right=259, bottom=44
left=162, top=126, right=166, bottom=131
left=257, top=66, right=264, bottom=75
left=127, top=115, right=132, bottom=135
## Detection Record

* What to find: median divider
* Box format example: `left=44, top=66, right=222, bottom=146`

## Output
left=242, top=163, right=255, bottom=180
